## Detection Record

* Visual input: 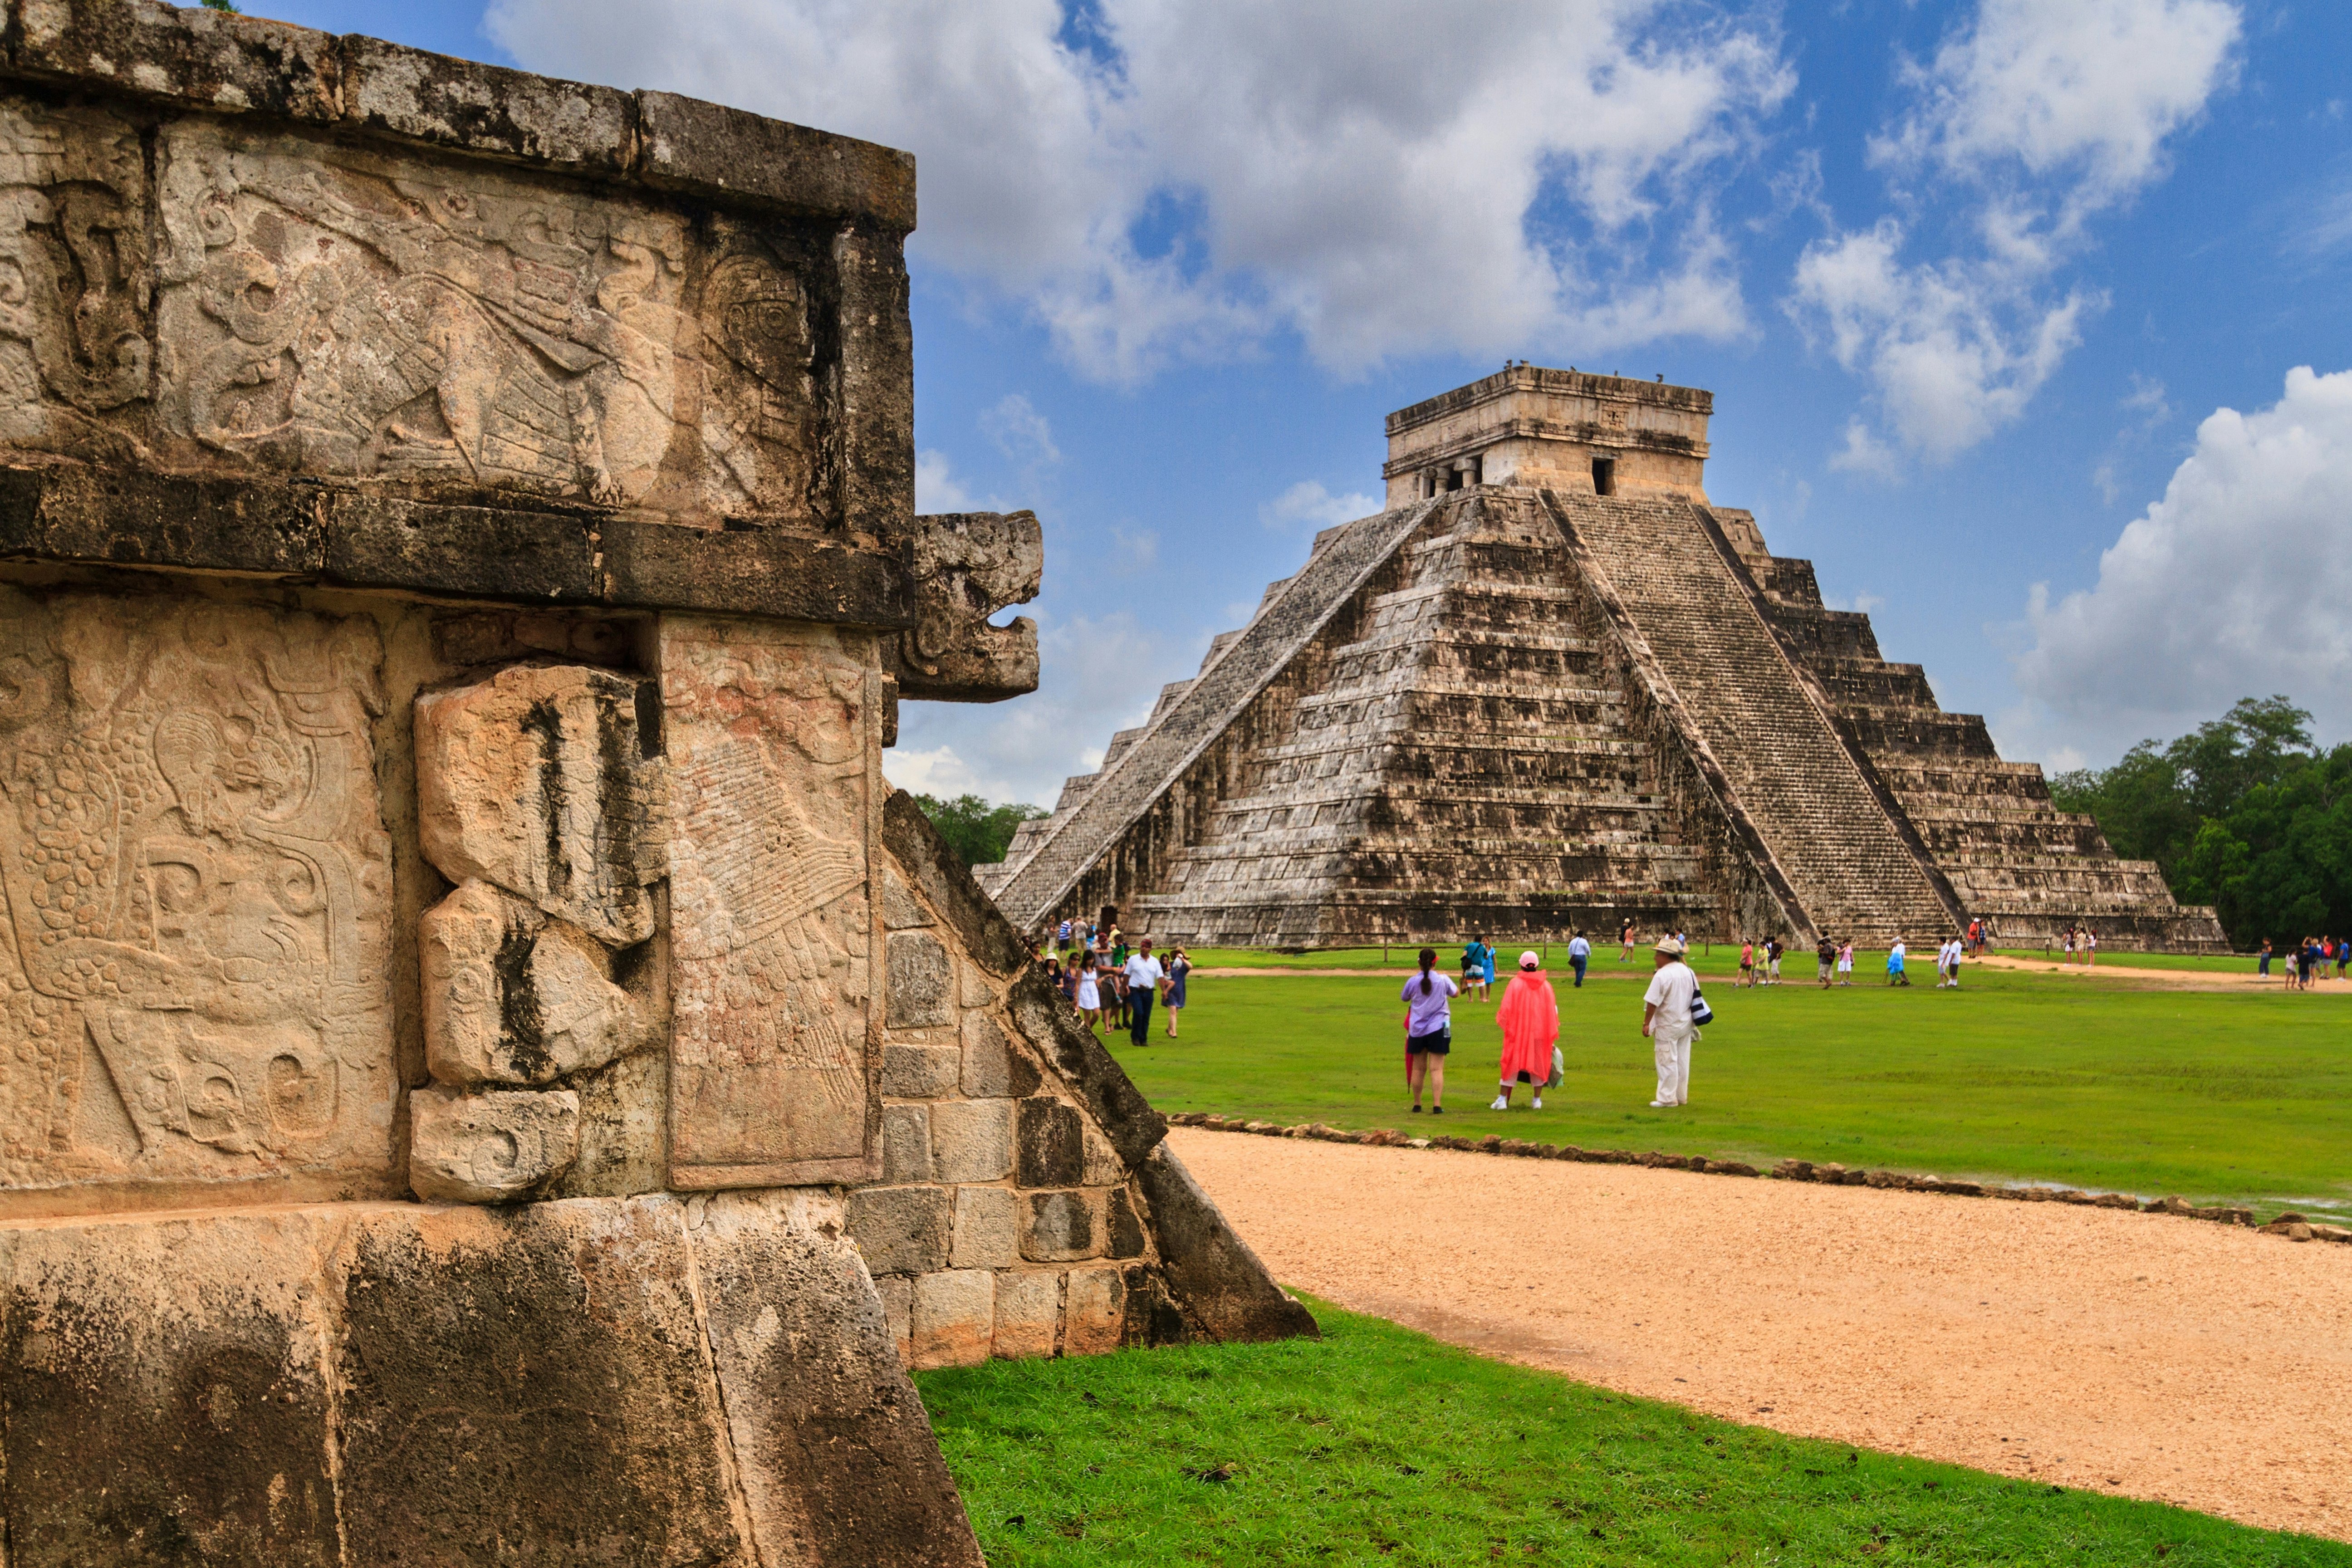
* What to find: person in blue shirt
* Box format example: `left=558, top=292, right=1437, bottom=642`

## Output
left=1460, top=936, right=1491, bottom=1000
left=1567, top=931, right=1592, bottom=988
left=1886, top=939, right=1910, bottom=986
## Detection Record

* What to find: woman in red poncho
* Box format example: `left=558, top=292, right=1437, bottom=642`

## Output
left=1489, top=950, right=1560, bottom=1110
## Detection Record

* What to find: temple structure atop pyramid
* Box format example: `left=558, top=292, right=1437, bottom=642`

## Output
left=975, top=367, right=2225, bottom=951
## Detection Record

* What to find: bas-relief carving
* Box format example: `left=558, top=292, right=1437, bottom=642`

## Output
left=0, top=90, right=833, bottom=524
left=663, top=618, right=877, bottom=1188
left=0, top=99, right=156, bottom=466
left=0, top=587, right=394, bottom=1201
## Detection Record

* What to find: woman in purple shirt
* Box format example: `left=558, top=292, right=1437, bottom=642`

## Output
left=1401, top=947, right=1460, bottom=1115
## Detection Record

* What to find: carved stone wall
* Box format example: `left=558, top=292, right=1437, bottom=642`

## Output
left=0, top=10, right=1290, bottom=1560
left=0, top=585, right=397, bottom=1213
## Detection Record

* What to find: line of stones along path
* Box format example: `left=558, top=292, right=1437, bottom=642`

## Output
left=1172, top=1127, right=2352, bottom=1543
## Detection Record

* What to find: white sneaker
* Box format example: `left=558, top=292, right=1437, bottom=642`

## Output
left=1490, top=1095, right=1509, bottom=1110
left=1649, top=1099, right=1668, bottom=1107
left=1531, top=1096, right=1543, bottom=1110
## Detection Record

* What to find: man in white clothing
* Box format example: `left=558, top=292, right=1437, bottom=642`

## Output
left=1642, top=936, right=1699, bottom=1108
left=1123, top=940, right=1166, bottom=1047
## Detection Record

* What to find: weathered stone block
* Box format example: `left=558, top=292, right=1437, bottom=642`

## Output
left=1017, top=1097, right=1085, bottom=1188
left=950, top=1186, right=1019, bottom=1270
left=847, top=1185, right=952, bottom=1276
left=882, top=1103, right=933, bottom=1184
left=930, top=1098, right=1014, bottom=1184
left=554, top=1049, right=668, bottom=1200
left=911, top=1269, right=993, bottom=1370
left=0, top=1207, right=347, bottom=1565
left=873, top=1274, right=914, bottom=1365
left=1064, top=1266, right=1126, bottom=1357
left=993, top=1271, right=1061, bottom=1360
left=684, top=1190, right=982, bottom=1565
left=415, top=664, right=658, bottom=946
left=883, top=1044, right=963, bottom=1099
left=962, top=1011, right=1041, bottom=1098
left=0, top=1196, right=986, bottom=1566
left=332, top=1200, right=753, bottom=1563
left=1020, top=1190, right=1104, bottom=1264
left=960, top=964, right=997, bottom=1008
left=635, top=88, right=917, bottom=232
left=883, top=866, right=931, bottom=929
left=408, top=1085, right=580, bottom=1204
left=1138, top=1144, right=1321, bottom=1343
left=888, top=931, right=954, bottom=1029
left=340, top=34, right=634, bottom=172
left=664, top=618, right=877, bottom=1189
left=1084, top=1125, right=1127, bottom=1187
left=421, top=881, right=646, bottom=1087
left=1107, top=1186, right=1148, bottom=1259
left=0, top=590, right=398, bottom=1213
left=13, top=0, right=342, bottom=121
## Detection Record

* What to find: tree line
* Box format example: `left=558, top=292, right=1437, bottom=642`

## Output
left=912, top=792, right=1048, bottom=870
left=2049, top=696, right=2351, bottom=950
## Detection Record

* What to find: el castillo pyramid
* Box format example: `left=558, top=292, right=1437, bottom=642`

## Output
left=977, top=367, right=2225, bottom=952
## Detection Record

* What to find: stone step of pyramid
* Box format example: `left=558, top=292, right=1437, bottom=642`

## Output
left=1553, top=492, right=1957, bottom=941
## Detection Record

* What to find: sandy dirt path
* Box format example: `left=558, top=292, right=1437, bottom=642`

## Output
left=1172, top=1127, right=2352, bottom=1542
left=1965, top=954, right=2344, bottom=991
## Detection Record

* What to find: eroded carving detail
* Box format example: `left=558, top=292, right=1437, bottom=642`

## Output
left=0, top=90, right=837, bottom=524
left=663, top=618, right=874, bottom=1186
left=0, top=587, right=393, bottom=1193
left=421, top=879, right=648, bottom=1088
left=882, top=511, right=1043, bottom=703
left=409, top=1082, right=580, bottom=1203
left=0, top=98, right=156, bottom=465
left=415, top=663, right=662, bottom=947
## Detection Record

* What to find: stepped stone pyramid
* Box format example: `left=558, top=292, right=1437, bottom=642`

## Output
left=978, top=368, right=2225, bottom=952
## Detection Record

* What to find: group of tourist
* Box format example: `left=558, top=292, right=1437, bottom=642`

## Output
left=1462, top=931, right=1599, bottom=991
left=1038, top=917, right=1192, bottom=1044
left=2057, top=924, right=2100, bottom=965
left=2259, top=936, right=2351, bottom=988
left=1736, top=935, right=1860, bottom=987
left=1400, top=934, right=1705, bottom=1114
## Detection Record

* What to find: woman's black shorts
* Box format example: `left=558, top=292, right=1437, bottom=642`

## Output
left=1407, top=1028, right=1451, bottom=1056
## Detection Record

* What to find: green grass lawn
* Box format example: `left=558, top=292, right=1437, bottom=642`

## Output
left=921, top=1298, right=2349, bottom=1566
left=1116, top=962, right=2352, bottom=1220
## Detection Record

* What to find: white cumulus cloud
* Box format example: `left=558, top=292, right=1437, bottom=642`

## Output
left=914, top=450, right=978, bottom=514
left=486, top=0, right=1793, bottom=382
left=1790, top=0, right=2239, bottom=469
left=1873, top=0, right=2241, bottom=231
left=1259, top=479, right=1382, bottom=532
left=2011, top=365, right=2352, bottom=759
left=980, top=393, right=1063, bottom=469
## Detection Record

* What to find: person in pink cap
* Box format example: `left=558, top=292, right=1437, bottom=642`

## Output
left=1490, top=950, right=1560, bottom=1110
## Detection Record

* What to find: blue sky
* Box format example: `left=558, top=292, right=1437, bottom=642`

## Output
left=263, top=0, right=2352, bottom=805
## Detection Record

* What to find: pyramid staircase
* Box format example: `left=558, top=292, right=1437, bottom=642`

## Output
left=1547, top=492, right=1956, bottom=944
left=1744, top=554, right=2227, bottom=949
left=1136, top=491, right=1721, bottom=944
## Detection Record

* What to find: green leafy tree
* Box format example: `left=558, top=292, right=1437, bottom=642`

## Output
left=2053, top=696, right=2352, bottom=948
left=912, top=792, right=1046, bottom=871
left=201, top=0, right=240, bottom=12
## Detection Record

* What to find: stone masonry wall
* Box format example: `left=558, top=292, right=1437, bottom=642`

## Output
left=0, top=12, right=1307, bottom=1558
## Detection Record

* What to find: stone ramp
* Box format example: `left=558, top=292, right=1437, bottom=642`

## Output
left=1548, top=491, right=1955, bottom=943
left=985, top=500, right=1439, bottom=930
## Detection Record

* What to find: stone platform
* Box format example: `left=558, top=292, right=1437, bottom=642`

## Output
left=0, top=5, right=1312, bottom=1558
